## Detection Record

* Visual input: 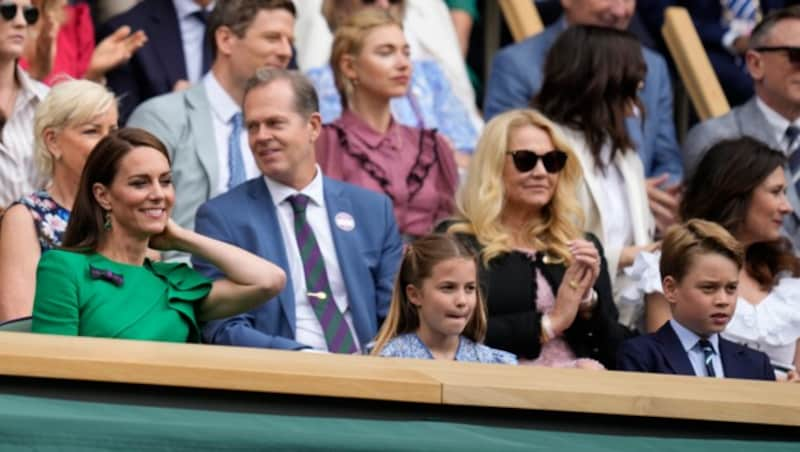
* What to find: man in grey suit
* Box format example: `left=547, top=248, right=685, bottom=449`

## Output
left=128, top=0, right=295, bottom=234
left=684, top=7, right=800, bottom=249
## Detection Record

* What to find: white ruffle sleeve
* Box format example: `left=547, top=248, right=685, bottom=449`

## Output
left=619, top=250, right=664, bottom=308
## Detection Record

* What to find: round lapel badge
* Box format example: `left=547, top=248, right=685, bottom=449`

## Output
left=334, top=212, right=355, bottom=231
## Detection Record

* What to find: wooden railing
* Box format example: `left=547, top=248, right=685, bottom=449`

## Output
left=0, top=331, right=798, bottom=427
left=498, top=0, right=544, bottom=41
left=662, top=6, right=731, bottom=120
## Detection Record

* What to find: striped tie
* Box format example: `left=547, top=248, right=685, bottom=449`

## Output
left=287, top=194, right=358, bottom=353
left=725, top=0, right=759, bottom=22
left=785, top=126, right=800, bottom=195
left=697, top=339, right=716, bottom=377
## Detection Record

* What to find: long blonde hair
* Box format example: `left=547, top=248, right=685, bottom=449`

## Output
left=371, top=234, right=487, bottom=355
left=448, top=109, right=584, bottom=265
left=330, top=7, right=403, bottom=109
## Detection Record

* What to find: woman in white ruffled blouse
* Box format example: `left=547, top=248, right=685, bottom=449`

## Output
left=625, top=137, right=800, bottom=380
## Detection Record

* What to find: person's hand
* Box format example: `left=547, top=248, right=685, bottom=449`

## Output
left=148, top=218, right=187, bottom=252
left=25, top=9, right=58, bottom=80
left=733, top=35, right=750, bottom=55
left=619, top=241, right=661, bottom=269
left=784, top=369, right=800, bottom=383
left=85, top=25, right=147, bottom=81
left=646, top=174, right=681, bottom=234
left=550, top=240, right=599, bottom=333
left=172, top=79, right=191, bottom=92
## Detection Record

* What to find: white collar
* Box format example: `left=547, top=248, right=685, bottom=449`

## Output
left=202, top=71, right=240, bottom=124
left=670, top=319, right=719, bottom=354
left=173, top=0, right=214, bottom=20
left=755, top=97, right=800, bottom=140
left=263, top=165, right=325, bottom=209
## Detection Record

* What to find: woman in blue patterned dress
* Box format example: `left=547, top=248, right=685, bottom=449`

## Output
left=0, top=79, right=117, bottom=321
left=371, top=234, right=517, bottom=364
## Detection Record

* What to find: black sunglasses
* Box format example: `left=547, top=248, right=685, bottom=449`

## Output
left=0, top=3, right=39, bottom=25
left=754, top=46, right=800, bottom=64
left=507, top=149, right=568, bottom=173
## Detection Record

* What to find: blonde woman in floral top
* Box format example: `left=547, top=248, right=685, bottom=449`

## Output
left=0, top=79, right=118, bottom=321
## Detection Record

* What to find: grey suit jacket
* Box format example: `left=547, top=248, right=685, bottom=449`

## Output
left=127, top=83, right=219, bottom=233
left=683, top=97, right=800, bottom=250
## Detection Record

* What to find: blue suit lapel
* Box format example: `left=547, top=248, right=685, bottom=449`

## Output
left=718, top=337, right=744, bottom=379
left=247, top=180, right=297, bottom=334
left=655, top=323, right=696, bottom=376
left=322, top=178, right=372, bottom=344
left=145, top=0, right=188, bottom=83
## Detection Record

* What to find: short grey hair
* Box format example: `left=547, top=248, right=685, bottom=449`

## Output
left=243, top=68, right=320, bottom=118
left=749, top=6, right=800, bottom=48
left=34, top=79, right=117, bottom=177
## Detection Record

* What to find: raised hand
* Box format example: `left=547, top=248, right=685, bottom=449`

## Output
left=85, top=25, right=147, bottom=81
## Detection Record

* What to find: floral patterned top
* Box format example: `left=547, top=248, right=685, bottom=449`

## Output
left=379, top=333, right=517, bottom=364
left=10, top=191, right=70, bottom=252
left=306, top=60, right=479, bottom=153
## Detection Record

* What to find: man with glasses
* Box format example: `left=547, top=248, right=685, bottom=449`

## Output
left=0, top=0, right=48, bottom=209
left=684, top=6, right=800, bottom=250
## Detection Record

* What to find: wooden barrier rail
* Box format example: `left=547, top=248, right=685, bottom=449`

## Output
left=662, top=6, right=731, bottom=120
left=0, top=331, right=798, bottom=427
left=498, top=0, right=543, bottom=41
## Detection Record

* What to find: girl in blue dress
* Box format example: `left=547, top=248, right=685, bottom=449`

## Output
left=371, top=234, right=516, bottom=364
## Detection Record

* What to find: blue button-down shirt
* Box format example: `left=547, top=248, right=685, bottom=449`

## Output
left=670, top=320, right=725, bottom=378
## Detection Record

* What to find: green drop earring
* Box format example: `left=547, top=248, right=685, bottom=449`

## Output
left=103, top=211, right=112, bottom=231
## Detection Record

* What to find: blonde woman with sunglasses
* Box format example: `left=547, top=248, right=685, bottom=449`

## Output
left=444, top=109, right=632, bottom=370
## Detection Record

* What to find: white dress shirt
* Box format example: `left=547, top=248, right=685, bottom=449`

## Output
left=203, top=72, right=259, bottom=193
left=756, top=97, right=800, bottom=153
left=0, top=67, right=49, bottom=208
left=263, top=168, right=360, bottom=352
left=670, top=319, right=725, bottom=378
left=173, top=0, right=215, bottom=83
left=593, top=143, right=634, bottom=255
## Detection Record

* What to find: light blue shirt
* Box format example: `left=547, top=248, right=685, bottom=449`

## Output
left=173, top=0, right=215, bottom=83
left=670, top=319, right=725, bottom=378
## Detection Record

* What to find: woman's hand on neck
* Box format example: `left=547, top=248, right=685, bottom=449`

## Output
left=348, top=91, right=393, bottom=134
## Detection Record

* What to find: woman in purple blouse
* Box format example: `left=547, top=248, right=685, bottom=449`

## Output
left=315, top=7, right=458, bottom=239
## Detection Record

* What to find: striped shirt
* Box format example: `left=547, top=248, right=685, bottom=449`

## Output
left=0, top=67, right=48, bottom=209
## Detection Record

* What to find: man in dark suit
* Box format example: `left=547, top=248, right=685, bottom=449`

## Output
left=194, top=68, right=403, bottom=352
left=617, top=220, right=775, bottom=380
left=683, top=7, right=800, bottom=251
left=98, top=0, right=213, bottom=122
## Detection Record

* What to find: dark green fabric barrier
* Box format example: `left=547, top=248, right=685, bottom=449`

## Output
left=0, top=394, right=795, bottom=451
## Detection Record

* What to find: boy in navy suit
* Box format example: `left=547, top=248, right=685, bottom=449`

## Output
left=617, top=219, right=774, bottom=380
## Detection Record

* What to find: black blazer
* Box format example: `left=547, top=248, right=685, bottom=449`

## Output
left=617, top=322, right=775, bottom=381
left=444, top=224, right=633, bottom=369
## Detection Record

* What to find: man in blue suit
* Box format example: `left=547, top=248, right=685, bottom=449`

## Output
left=484, top=0, right=682, bottom=231
left=194, top=68, right=403, bottom=351
left=98, top=0, right=214, bottom=122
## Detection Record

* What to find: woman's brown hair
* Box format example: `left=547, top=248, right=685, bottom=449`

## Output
left=61, top=128, right=171, bottom=252
left=534, top=25, right=646, bottom=170
left=681, top=137, right=800, bottom=288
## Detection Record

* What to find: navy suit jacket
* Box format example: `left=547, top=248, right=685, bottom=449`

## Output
left=617, top=322, right=775, bottom=380
left=193, top=176, right=403, bottom=350
left=483, top=19, right=683, bottom=181
left=98, top=0, right=205, bottom=122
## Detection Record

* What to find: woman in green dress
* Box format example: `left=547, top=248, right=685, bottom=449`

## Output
left=31, top=128, right=287, bottom=342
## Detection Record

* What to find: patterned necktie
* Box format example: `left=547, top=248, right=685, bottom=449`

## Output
left=785, top=125, right=800, bottom=196
left=287, top=194, right=358, bottom=353
left=227, top=112, right=246, bottom=190
left=725, top=0, right=760, bottom=22
left=697, top=339, right=716, bottom=377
